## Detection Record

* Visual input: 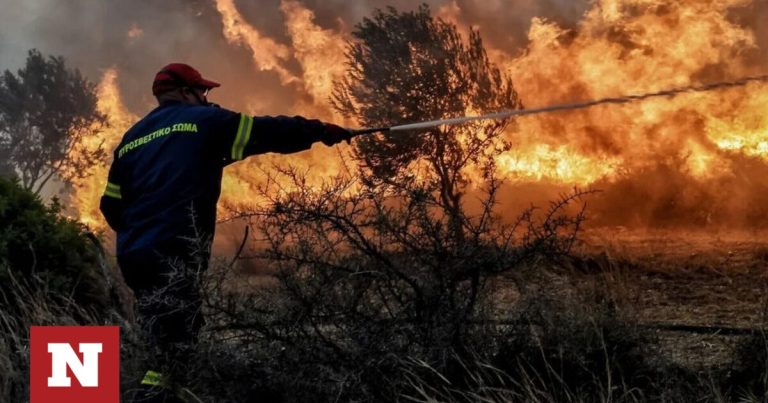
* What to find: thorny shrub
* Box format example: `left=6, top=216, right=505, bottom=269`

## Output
left=203, top=162, right=589, bottom=402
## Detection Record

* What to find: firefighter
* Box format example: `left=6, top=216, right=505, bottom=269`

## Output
left=99, top=63, right=353, bottom=402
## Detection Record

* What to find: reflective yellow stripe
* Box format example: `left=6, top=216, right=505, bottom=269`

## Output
left=239, top=116, right=254, bottom=160
left=230, top=115, right=246, bottom=160
left=230, top=114, right=254, bottom=161
left=103, top=182, right=122, bottom=199
left=103, top=190, right=121, bottom=199
left=141, top=370, right=164, bottom=386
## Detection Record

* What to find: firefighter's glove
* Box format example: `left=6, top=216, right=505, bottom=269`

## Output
left=321, top=123, right=353, bottom=146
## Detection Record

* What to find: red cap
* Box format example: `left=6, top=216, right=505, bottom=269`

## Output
left=152, top=63, right=221, bottom=96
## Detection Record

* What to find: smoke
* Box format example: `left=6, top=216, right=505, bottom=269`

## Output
left=588, top=152, right=768, bottom=228
left=0, top=1, right=228, bottom=111
left=449, top=0, right=589, bottom=50
left=733, top=0, right=768, bottom=67
left=0, top=0, right=593, bottom=112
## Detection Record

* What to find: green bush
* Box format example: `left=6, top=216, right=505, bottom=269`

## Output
left=0, top=176, right=108, bottom=312
left=0, top=177, right=120, bottom=401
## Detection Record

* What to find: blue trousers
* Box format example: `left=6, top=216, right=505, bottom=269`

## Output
left=118, top=238, right=208, bottom=398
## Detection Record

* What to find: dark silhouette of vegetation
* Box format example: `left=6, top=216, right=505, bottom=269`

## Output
left=187, top=6, right=582, bottom=401
left=729, top=325, right=768, bottom=400
left=0, top=49, right=107, bottom=194
left=203, top=164, right=584, bottom=401
left=191, top=5, right=586, bottom=401
left=0, top=176, right=109, bottom=312
left=0, top=177, right=123, bottom=402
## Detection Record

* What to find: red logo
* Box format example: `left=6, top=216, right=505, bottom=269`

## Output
left=30, top=326, right=120, bottom=403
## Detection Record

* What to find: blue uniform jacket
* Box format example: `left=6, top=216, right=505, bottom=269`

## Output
left=99, top=101, right=326, bottom=256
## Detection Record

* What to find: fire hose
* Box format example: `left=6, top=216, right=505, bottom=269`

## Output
left=351, top=74, right=768, bottom=135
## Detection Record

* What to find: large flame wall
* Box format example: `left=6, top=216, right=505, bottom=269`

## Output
left=62, top=0, right=768, bottom=231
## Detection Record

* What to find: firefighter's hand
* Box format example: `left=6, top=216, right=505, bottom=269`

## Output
left=321, top=123, right=354, bottom=146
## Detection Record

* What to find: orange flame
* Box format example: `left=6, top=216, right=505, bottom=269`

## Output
left=497, top=0, right=767, bottom=183
left=214, top=0, right=297, bottom=84
left=68, top=0, right=768, bottom=230
left=68, top=68, right=138, bottom=231
left=215, top=0, right=351, bottom=215
left=280, top=0, right=347, bottom=116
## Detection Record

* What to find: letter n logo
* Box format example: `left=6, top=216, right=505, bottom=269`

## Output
left=30, top=326, right=120, bottom=402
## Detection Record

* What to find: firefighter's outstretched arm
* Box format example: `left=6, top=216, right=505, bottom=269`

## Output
left=227, top=114, right=352, bottom=161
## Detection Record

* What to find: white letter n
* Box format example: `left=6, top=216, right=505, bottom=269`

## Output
left=47, top=343, right=102, bottom=387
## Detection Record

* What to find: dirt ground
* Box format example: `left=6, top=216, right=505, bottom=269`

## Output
left=500, top=228, right=768, bottom=370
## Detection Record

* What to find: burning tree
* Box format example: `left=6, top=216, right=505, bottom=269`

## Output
left=0, top=49, right=107, bottom=194
left=199, top=6, right=587, bottom=402
left=332, top=4, right=522, bottom=241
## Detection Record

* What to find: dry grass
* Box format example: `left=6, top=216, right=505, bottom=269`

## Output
left=5, top=236, right=768, bottom=402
